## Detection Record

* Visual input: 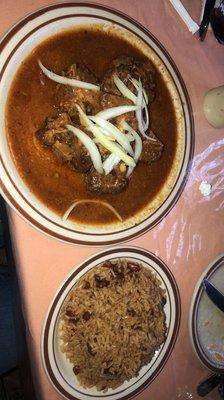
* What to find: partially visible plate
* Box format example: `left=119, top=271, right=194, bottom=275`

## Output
left=189, top=253, right=224, bottom=374
left=42, top=246, right=181, bottom=400
left=0, top=2, right=194, bottom=246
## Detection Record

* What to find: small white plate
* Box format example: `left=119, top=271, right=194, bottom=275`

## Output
left=189, top=253, right=224, bottom=374
left=42, top=246, right=181, bottom=400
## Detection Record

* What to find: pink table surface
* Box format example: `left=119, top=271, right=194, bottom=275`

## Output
left=1, top=1, right=224, bottom=399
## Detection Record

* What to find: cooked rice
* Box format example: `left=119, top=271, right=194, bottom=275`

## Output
left=59, top=259, right=167, bottom=391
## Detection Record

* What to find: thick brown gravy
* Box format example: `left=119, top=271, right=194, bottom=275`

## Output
left=6, top=27, right=177, bottom=225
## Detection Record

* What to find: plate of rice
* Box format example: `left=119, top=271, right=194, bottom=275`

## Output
left=42, top=247, right=181, bottom=400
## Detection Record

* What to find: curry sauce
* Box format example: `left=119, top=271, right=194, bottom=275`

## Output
left=6, top=27, right=177, bottom=225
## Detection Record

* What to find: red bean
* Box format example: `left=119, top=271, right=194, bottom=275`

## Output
left=73, top=365, right=81, bottom=375
left=112, top=263, right=125, bottom=279
left=127, top=262, right=140, bottom=273
left=102, top=261, right=112, bottom=269
left=94, top=274, right=110, bottom=288
left=82, top=281, right=90, bottom=289
left=83, top=311, right=91, bottom=321
left=65, top=309, right=74, bottom=317
left=69, top=316, right=79, bottom=325
left=127, top=308, right=136, bottom=316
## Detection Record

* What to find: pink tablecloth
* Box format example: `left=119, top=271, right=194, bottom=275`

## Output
left=1, top=1, right=224, bottom=399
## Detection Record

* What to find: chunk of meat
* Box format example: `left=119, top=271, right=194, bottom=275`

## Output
left=36, top=113, right=72, bottom=146
left=53, top=140, right=74, bottom=161
left=100, top=93, right=138, bottom=131
left=115, top=113, right=138, bottom=132
left=101, top=55, right=156, bottom=103
left=57, top=63, right=101, bottom=121
left=66, top=63, right=98, bottom=84
left=36, top=60, right=163, bottom=196
left=68, top=140, right=93, bottom=173
left=140, top=133, right=163, bottom=164
left=100, top=92, right=132, bottom=109
left=36, top=113, right=92, bottom=173
left=86, top=170, right=128, bottom=194
left=58, top=87, right=101, bottom=121
left=46, top=112, right=71, bottom=130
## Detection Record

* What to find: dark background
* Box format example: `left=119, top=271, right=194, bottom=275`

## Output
left=0, top=197, right=36, bottom=400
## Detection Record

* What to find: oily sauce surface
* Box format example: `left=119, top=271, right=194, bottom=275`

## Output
left=6, top=28, right=177, bottom=224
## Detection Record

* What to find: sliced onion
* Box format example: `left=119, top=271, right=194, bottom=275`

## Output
left=103, top=153, right=120, bottom=175
left=124, top=122, right=142, bottom=162
left=66, top=124, right=103, bottom=174
left=93, top=136, right=115, bottom=144
left=96, top=105, right=138, bottom=120
left=76, top=105, right=118, bottom=140
left=89, top=116, right=134, bottom=155
left=130, top=77, right=148, bottom=105
left=93, top=127, right=116, bottom=141
left=126, top=166, right=134, bottom=178
left=75, top=104, right=92, bottom=128
left=90, top=125, right=135, bottom=167
left=123, top=122, right=142, bottom=177
left=113, top=74, right=149, bottom=110
left=113, top=74, right=137, bottom=103
left=38, top=60, right=100, bottom=91
left=125, top=133, right=135, bottom=142
left=62, top=199, right=122, bottom=221
left=75, top=106, right=135, bottom=166
left=98, top=127, right=116, bottom=140
left=75, top=105, right=112, bottom=140
left=135, top=80, right=155, bottom=141
left=113, top=75, right=149, bottom=132
left=142, top=101, right=149, bottom=131
left=136, top=79, right=146, bottom=136
left=125, top=77, right=149, bottom=131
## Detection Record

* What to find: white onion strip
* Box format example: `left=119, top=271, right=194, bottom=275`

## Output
left=75, top=104, right=92, bottom=128
left=93, top=136, right=115, bottom=144
left=124, top=122, right=142, bottom=162
left=97, top=105, right=138, bottom=120
left=130, top=78, right=149, bottom=105
left=75, top=106, right=135, bottom=167
left=89, top=116, right=134, bottom=155
left=125, top=133, right=135, bottom=142
left=113, top=75, right=150, bottom=134
left=66, top=124, right=103, bottom=174
left=113, top=75, right=149, bottom=132
left=136, top=79, right=146, bottom=136
left=90, top=125, right=135, bottom=167
left=38, top=60, right=100, bottom=91
left=136, top=80, right=155, bottom=141
left=142, top=101, right=149, bottom=131
left=98, top=127, right=115, bottom=140
left=103, top=153, right=120, bottom=175
left=113, top=74, right=137, bottom=103
left=123, top=122, right=143, bottom=177
left=62, top=200, right=122, bottom=221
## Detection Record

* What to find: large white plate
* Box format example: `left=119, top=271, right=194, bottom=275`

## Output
left=0, top=3, right=194, bottom=245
